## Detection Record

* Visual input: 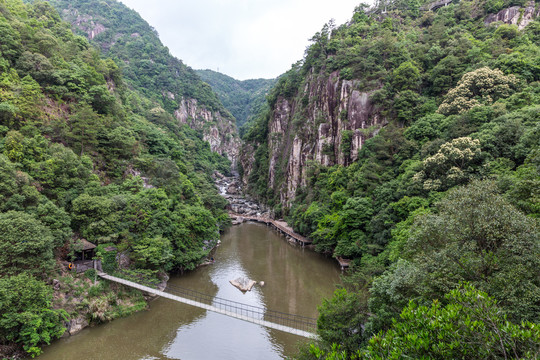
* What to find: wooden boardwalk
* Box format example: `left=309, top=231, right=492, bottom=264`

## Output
left=98, top=272, right=317, bottom=339
left=336, top=257, right=352, bottom=270
left=231, top=213, right=355, bottom=270
left=230, top=213, right=312, bottom=246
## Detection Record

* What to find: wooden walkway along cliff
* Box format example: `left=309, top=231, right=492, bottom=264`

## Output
left=229, top=213, right=312, bottom=246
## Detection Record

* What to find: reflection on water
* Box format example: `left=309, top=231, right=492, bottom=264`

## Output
left=38, top=223, right=341, bottom=360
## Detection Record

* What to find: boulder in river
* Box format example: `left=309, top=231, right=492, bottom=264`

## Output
left=230, top=277, right=257, bottom=292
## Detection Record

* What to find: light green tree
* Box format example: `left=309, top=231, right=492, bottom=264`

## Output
left=438, top=67, right=519, bottom=115
left=0, top=274, right=68, bottom=357
left=414, top=137, right=484, bottom=190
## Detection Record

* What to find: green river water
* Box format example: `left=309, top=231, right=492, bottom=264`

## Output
left=37, top=222, right=341, bottom=360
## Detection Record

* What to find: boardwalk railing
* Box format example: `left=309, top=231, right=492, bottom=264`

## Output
left=98, top=272, right=318, bottom=338
left=164, top=282, right=317, bottom=334
left=230, top=213, right=312, bottom=245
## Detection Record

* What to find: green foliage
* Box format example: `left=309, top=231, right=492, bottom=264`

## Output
left=132, top=236, right=173, bottom=271
left=0, top=1, right=234, bottom=353
left=366, top=284, right=540, bottom=359
left=0, top=210, right=55, bottom=277
left=196, top=69, right=276, bottom=130
left=96, top=243, right=118, bottom=273
left=391, top=61, right=421, bottom=92
left=317, top=288, right=368, bottom=354
left=414, top=136, right=485, bottom=191
left=367, top=180, right=540, bottom=337
left=438, top=67, right=520, bottom=115
left=0, top=274, right=68, bottom=357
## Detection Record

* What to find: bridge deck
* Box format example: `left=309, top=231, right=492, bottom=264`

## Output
left=98, top=272, right=317, bottom=339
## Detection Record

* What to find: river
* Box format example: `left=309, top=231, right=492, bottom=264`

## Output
left=37, top=222, right=341, bottom=360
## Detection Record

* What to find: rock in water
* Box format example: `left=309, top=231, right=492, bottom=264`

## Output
left=230, top=277, right=257, bottom=292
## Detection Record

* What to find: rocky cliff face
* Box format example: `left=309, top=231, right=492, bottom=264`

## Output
left=241, top=70, right=386, bottom=205
left=484, top=1, right=540, bottom=29
left=56, top=5, right=241, bottom=165
left=175, top=98, right=241, bottom=164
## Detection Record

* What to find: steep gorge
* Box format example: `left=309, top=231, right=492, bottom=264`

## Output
left=241, top=70, right=386, bottom=205
left=50, top=0, right=241, bottom=163
left=240, top=0, right=540, bottom=213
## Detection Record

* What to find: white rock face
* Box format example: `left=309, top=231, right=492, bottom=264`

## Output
left=67, top=316, right=89, bottom=336
left=241, top=70, right=387, bottom=205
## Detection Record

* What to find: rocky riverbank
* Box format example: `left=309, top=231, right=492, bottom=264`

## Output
left=214, top=171, right=271, bottom=220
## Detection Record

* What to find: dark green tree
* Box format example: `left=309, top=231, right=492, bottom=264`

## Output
left=0, top=211, right=55, bottom=277
left=0, top=274, right=68, bottom=357
left=366, top=284, right=540, bottom=360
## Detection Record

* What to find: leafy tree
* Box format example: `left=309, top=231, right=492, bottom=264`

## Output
left=132, top=236, right=173, bottom=271
left=0, top=19, right=22, bottom=62
left=68, top=103, right=102, bottom=156
left=414, top=137, right=485, bottom=190
left=438, top=67, right=520, bottom=115
left=0, top=274, right=68, bottom=357
left=3, top=129, right=24, bottom=162
left=391, top=61, right=421, bottom=92
left=369, top=180, right=540, bottom=330
left=366, top=284, right=540, bottom=360
left=317, top=288, right=368, bottom=354
left=393, top=90, right=421, bottom=124
left=0, top=211, right=55, bottom=277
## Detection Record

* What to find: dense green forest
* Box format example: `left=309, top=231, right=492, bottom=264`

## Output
left=239, top=0, right=540, bottom=358
left=1, top=0, right=539, bottom=357
left=196, top=69, right=276, bottom=133
left=0, top=0, right=231, bottom=356
left=46, top=0, right=230, bottom=117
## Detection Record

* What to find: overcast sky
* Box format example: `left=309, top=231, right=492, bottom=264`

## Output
left=118, top=0, right=361, bottom=80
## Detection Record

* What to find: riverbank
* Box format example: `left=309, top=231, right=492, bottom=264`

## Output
left=215, top=172, right=350, bottom=269
left=36, top=223, right=342, bottom=360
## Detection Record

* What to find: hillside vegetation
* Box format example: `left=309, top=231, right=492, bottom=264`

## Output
left=196, top=69, right=276, bottom=133
left=0, top=0, right=231, bottom=356
left=48, top=0, right=225, bottom=114
left=238, top=0, right=540, bottom=357
left=47, top=0, right=240, bottom=161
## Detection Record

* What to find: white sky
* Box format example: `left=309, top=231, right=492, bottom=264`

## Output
left=118, top=0, right=362, bottom=80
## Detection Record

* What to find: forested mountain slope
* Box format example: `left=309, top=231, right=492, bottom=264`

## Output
left=196, top=69, right=276, bottom=134
left=0, top=0, right=232, bottom=356
left=238, top=0, right=540, bottom=357
left=47, top=0, right=241, bottom=161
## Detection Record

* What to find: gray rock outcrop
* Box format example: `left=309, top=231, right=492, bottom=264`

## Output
left=484, top=1, right=540, bottom=30
left=229, top=277, right=257, bottom=292
left=240, top=70, right=386, bottom=205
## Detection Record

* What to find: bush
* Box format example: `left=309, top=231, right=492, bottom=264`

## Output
left=0, top=274, right=68, bottom=357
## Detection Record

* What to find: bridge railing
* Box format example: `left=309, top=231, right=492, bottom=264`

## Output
left=164, top=282, right=318, bottom=334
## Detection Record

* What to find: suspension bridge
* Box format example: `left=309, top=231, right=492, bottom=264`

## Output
left=98, top=272, right=318, bottom=339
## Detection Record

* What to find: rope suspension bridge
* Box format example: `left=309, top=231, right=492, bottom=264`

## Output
left=98, top=272, right=318, bottom=339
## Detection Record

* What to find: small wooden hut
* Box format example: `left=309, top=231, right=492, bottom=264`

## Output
left=71, top=239, right=101, bottom=273
left=75, top=238, right=97, bottom=261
